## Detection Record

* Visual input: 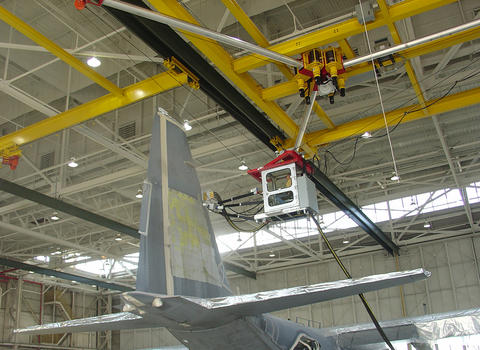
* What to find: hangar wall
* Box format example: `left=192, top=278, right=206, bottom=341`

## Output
left=0, top=282, right=105, bottom=348
left=118, top=234, right=480, bottom=349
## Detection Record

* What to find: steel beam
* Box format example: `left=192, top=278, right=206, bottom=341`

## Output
left=233, top=0, right=457, bottom=73
left=223, top=262, right=256, bottom=279
left=0, top=41, right=164, bottom=63
left=0, top=257, right=133, bottom=292
left=220, top=0, right=294, bottom=79
left=306, top=161, right=399, bottom=255
left=0, top=179, right=140, bottom=239
left=377, top=0, right=427, bottom=106
left=0, top=71, right=187, bottom=151
left=0, top=82, right=149, bottom=169
left=106, top=1, right=285, bottom=152
left=0, top=5, right=123, bottom=96
left=0, top=221, right=111, bottom=257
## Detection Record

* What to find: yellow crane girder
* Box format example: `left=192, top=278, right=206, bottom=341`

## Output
left=288, top=86, right=480, bottom=148
left=0, top=4, right=123, bottom=96
left=233, top=0, right=457, bottom=74
left=0, top=71, right=188, bottom=152
left=261, top=25, right=480, bottom=101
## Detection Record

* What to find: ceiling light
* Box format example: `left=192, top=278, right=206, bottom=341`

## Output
left=51, top=250, right=61, bottom=255
left=50, top=212, right=60, bottom=221
left=115, top=236, right=123, bottom=241
left=268, top=252, right=275, bottom=257
left=135, top=189, right=143, bottom=199
left=238, top=160, right=248, bottom=171
left=342, top=237, right=350, bottom=244
left=67, top=157, right=78, bottom=168
left=361, top=131, right=372, bottom=138
left=390, top=173, right=400, bottom=181
left=423, top=221, right=431, bottom=228
left=87, top=56, right=101, bottom=68
left=183, top=120, right=192, bottom=131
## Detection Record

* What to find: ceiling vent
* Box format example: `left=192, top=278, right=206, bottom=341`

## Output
left=40, top=151, right=55, bottom=170
left=119, top=121, right=136, bottom=140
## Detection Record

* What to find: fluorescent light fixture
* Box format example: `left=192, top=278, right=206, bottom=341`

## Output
left=423, top=221, right=431, bottom=228
left=135, top=189, right=143, bottom=199
left=115, top=236, right=123, bottom=241
left=238, top=160, right=248, bottom=171
left=361, top=131, right=372, bottom=138
left=87, top=56, right=101, bottom=68
left=50, top=212, right=60, bottom=221
left=183, top=120, right=192, bottom=131
left=268, top=252, right=275, bottom=257
left=342, top=237, right=350, bottom=244
left=390, top=173, right=400, bottom=181
left=68, top=157, right=78, bottom=168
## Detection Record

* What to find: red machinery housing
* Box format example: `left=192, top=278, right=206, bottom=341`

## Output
left=247, top=150, right=313, bottom=182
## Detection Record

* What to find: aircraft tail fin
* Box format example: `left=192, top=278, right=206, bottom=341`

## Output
left=135, top=111, right=230, bottom=298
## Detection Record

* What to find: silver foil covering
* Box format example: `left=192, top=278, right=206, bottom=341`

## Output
left=329, top=308, right=480, bottom=348
left=187, top=269, right=429, bottom=310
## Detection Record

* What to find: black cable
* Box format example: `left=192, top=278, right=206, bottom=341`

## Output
left=226, top=205, right=264, bottom=216
left=308, top=212, right=396, bottom=350
left=325, top=137, right=359, bottom=166
left=222, top=209, right=268, bottom=232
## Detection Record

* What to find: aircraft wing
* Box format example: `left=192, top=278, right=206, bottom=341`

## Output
left=325, top=308, right=480, bottom=349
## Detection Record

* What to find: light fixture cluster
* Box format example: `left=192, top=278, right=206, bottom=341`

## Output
left=183, top=120, right=192, bottom=131
left=87, top=56, right=101, bottom=68
left=238, top=160, right=248, bottom=171
left=390, top=172, right=400, bottom=181
left=68, top=157, right=78, bottom=168
left=361, top=131, right=372, bottom=139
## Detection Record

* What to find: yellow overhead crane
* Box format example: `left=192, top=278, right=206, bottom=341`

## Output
left=296, top=47, right=347, bottom=105
left=0, top=0, right=479, bottom=169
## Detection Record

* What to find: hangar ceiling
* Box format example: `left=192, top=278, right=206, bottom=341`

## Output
left=0, top=0, right=478, bottom=289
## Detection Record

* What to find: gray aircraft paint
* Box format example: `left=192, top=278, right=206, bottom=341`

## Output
left=136, top=113, right=230, bottom=298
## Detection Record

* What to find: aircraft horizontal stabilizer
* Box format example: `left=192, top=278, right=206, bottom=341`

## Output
left=14, top=312, right=151, bottom=335
left=190, top=269, right=430, bottom=316
left=14, top=269, right=430, bottom=334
